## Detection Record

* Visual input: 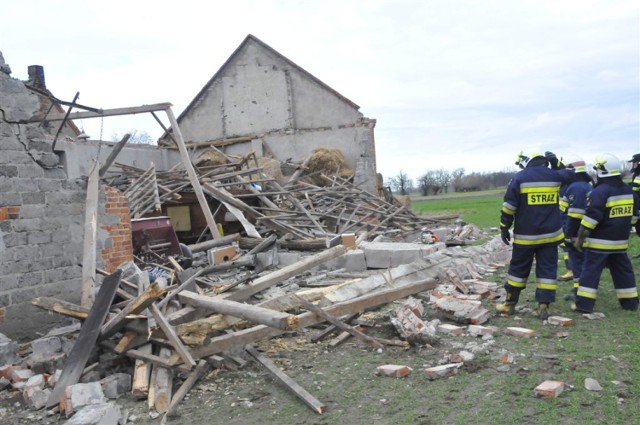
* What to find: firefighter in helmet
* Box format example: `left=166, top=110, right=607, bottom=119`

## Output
left=497, top=149, right=575, bottom=319
left=559, top=155, right=593, bottom=301
left=573, top=153, right=639, bottom=312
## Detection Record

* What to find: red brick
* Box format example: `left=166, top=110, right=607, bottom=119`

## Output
left=0, top=208, right=8, bottom=220
left=547, top=316, right=574, bottom=327
left=504, top=327, right=536, bottom=338
left=376, top=364, right=412, bottom=378
left=424, top=363, right=462, bottom=380
left=534, top=380, right=565, bottom=398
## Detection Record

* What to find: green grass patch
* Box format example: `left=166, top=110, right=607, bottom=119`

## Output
left=412, top=192, right=504, bottom=229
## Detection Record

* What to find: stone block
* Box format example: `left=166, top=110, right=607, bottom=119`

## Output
left=547, top=316, right=574, bottom=327
left=437, top=323, right=465, bottom=336
left=534, top=380, right=565, bottom=398
left=65, top=402, right=122, bottom=425
left=47, top=369, right=62, bottom=388
left=24, top=374, right=45, bottom=390
left=467, top=325, right=494, bottom=337
left=424, top=363, right=462, bottom=380
left=65, top=382, right=106, bottom=413
left=0, top=332, right=19, bottom=365
left=360, top=241, right=437, bottom=269
left=0, top=376, right=10, bottom=390
left=31, top=336, right=62, bottom=357
left=277, top=252, right=301, bottom=267
left=23, top=386, right=51, bottom=410
left=100, top=373, right=132, bottom=399
left=0, top=364, right=18, bottom=380
left=10, top=368, right=34, bottom=382
left=376, top=364, right=412, bottom=378
left=504, top=327, right=536, bottom=338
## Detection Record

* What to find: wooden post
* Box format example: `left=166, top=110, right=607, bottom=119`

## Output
left=164, top=106, right=221, bottom=239
left=245, top=345, right=324, bottom=414
left=81, top=160, right=99, bottom=307
left=177, top=291, right=299, bottom=330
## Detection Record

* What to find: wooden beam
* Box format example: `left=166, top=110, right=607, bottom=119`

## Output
left=177, top=291, right=299, bottom=330
left=245, top=345, right=324, bottom=414
left=171, top=278, right=437, bottom=363
left=293, top=295, right=383, bottom=349
left=99, top=133, right=131, bottom=177
left=81, top=160, right=100, bottom=307
left=188, top=233, right=240, bottom=254
left=29, top=102, right=172, bottom=122
left=101, top=282, right=166, bottom=338
left=46, top=270, right=122, bottom=408
left=164, top=106, right=221, bottom=239
left=162, top=360, right=210, bottom=420
left=223, top=245, right=348, bottom=301
left=149, top=304, right=196, bottom=368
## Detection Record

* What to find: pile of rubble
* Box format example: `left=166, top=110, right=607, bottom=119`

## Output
left=0, top=228, right=514, bottom=423
left=1, top=142, right=506, bottom=423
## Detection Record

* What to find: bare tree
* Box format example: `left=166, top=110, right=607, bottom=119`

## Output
left=386, top=170, right=413, bottom=195
left=434, top=169, right=452, bottom=193
left=418, top=171, right=438, bottom=196
left=451, top=168, right=465, bottom=192
left=111, top=130, right=155, bottom=145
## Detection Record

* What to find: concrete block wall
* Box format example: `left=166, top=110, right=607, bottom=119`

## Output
left=0, top=63, right=130, bottom=339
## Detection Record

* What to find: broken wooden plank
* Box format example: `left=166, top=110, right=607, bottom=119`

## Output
left=223, top=244, right=348, bottom=301
left=178, top=291, right=299, bottom=331
left=245, top=345, right=324, bottom=414
left=162, top=359, right=211, bottom=420
left=99, top=133, right=131, bottom=177
left=171, top=278, right=437, bottom=363
left=46, top=270, right=122, bottom=408
left=101, top=282, right=166, bottom=338
left=310, top=313, right=359, bottom=343
left=188, top=233, right=240, bottom=254
left=149, top=303, right=196, bottom=368
left=131, top=344, right=152, bottom=400
left=81, top=160, right=100, bottom=307
left=165, top=106, right=221, bottom=239
left=293, top=295, right=383, bottom=349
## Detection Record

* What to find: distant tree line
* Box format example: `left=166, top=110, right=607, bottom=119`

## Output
left=385, top=168, right=515, bottom=195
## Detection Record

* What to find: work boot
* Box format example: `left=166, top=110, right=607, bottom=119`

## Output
left=496, top=302, right=516, bottom=315
left=496, top=291, right=519, bottom=316
left=570, top=303, right=592, bottom=314
left=538, top=303, right=549, bottom=320
left=558, top=270, right=573, bottom=281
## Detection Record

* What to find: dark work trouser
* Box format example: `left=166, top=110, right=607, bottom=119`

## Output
left=566, top=244, right=585, bottom=292
left=504, top=244, right=558, bottom=304
left=575, top=249, right=639, bottom=312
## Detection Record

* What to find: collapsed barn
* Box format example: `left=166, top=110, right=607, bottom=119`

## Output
left=0, top=38, right=513, bottom=423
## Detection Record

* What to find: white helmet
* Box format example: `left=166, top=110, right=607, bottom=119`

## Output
left=593, top=153, right=622, bottom=178
left=563, top=155, right=588, bottom=173
left=515, top=149, right=544, bottom=169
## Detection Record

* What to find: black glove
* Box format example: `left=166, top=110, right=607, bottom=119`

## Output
left=500, top=227, right=511, bottom=245
left=545, top=151, right=561, bottom=169
left=564, top=237, right=573, bottom=248
left=575, top=226, right=590, bottom=252
left=635, top=223, right=640, bottom=237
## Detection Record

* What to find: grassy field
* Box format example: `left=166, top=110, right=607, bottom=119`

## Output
left=411, top=189, right=504, bottom=228
left=408, top=189, right=640, bottom=425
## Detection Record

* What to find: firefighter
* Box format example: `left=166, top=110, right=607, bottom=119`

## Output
left=573, top=153, right=639, bottom=312
left=559, top=155, right=593, bottom=301
left=629, top=153, right=640, bottom=195
left=497, top=150, right=574, bottom=319
left=557, top=159, right=574, bottom=282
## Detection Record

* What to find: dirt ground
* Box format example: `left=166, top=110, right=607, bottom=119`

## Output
left=0, top=301, right=485, bottom=425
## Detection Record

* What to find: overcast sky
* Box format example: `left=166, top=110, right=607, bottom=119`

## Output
left=2, top=0, right=638, bottom=181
